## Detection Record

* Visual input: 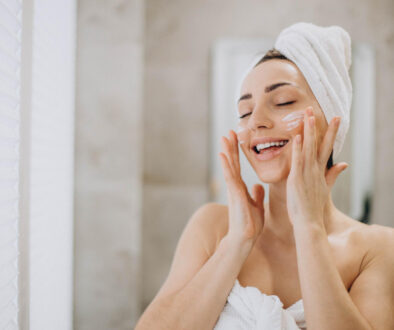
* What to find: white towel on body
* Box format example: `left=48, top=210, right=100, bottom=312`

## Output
left=214, top=279, right=306, bottom=330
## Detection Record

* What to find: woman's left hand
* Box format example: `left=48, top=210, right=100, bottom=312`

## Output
left=286, top=106, right=348, bottom=227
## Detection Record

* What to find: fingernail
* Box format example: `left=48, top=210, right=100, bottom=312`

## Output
left=309, top=116, right=315, bottom=127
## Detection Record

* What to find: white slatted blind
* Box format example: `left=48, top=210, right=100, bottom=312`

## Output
left=0, top=0, right=75, bottom=328
left=0, top=0, right=22, bottom=329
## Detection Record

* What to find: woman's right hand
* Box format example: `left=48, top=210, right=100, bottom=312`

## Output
left=219, top=129, right=265, bottom=252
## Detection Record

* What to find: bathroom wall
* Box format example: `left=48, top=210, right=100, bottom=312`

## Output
left=74, top=0, right=144, bottom=329
left=142, top=0, right=394, bottom=311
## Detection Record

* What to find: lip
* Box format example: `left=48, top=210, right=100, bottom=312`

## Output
left=251, top=136, right=290, bottom=149
left=253, top=139, right=290, bottom=161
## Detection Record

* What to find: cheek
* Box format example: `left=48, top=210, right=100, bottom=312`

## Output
left=236, top=125, right=249, bottom=145
left=280, top=110, right=305, bottom=134
left=292, top=122, right=305, bottom=138
left=240, top=144, right=252, bottom=162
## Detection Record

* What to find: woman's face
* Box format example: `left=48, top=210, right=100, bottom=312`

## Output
left=237, top=59, right=328, bottom=183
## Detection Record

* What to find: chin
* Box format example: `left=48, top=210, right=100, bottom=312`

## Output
left=255, top=167, right=289, bottom=183
left=248, top=152, right=291, bottom=183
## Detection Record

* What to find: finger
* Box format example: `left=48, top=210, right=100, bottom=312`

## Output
left=304, top=106, right=317, bottom=165
left=220, top=136, right=237, bottom=175
left=219, top=149, right=248, bottom=195
left=226, top=132, right=240, bottom=176
left=325, top=162, right=348, bottom=188
left=290, top=134, right=303, bottom=176
left=301, top=107, right=309, bottom=161
left=229, top=130, right=241, bottom=175
left=319, top=116, right=340, bottom=166
left=251, top=184, right=265, bottom=210
left=219, top=152, right=237, bottom=189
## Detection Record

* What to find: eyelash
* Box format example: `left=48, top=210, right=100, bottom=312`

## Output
left=238, top=101, right=296, bottom=119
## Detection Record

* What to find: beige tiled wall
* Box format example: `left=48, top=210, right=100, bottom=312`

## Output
left=74, top=0, right=144, bottom=329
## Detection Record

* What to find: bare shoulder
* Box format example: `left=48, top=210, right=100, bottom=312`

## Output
left=191, top=202, right=229, bottom=256
left=345, top=222, right=394, bottom=329
left=350, top=221, right=393, bottom=248
left=366, top=223, right=394, bottom=241
left=362, top=223, right=394, bottom=258
left=342, top=218, right=394, bottom=264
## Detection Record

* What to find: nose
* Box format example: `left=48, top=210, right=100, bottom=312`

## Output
left=247, top=104, right=273, bottom=131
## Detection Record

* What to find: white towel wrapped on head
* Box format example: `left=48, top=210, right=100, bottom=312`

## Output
left=274, top=22, right=352, bottom=159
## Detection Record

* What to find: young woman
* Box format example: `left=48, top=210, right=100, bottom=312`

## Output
left=135, top=24, right=394, bottom=330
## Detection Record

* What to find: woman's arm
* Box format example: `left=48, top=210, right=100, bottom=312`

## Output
left=293, top=222, right=380, bottom=330
left=137, top=127, right=265, bottom=329
left=346, top=226, right=394, bottom=329
left=287, top=109, right=394, bottom=329
left=135, top=203, right=251, bottom=330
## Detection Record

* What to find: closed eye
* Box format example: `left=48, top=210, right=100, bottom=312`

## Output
left=239, top=101, right=296, bottom=119
left=277, top=101, right=295, bottom=106
left=239, top=112, right=251, bottom=119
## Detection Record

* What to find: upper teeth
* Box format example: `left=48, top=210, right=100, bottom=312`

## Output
left=256, top=140, right=287, bottom=152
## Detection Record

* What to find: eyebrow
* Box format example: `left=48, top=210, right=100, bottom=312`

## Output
left=237, top=82, right=297, bottom=104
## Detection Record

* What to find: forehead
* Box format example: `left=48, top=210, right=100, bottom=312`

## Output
left=240, top=59, right=310, bottom=94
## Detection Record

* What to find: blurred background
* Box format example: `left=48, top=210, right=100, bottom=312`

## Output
left=0, top=0, right=393, bottom=329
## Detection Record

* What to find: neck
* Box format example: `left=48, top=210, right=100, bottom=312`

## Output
left=260, top=179, right=337, bottom=247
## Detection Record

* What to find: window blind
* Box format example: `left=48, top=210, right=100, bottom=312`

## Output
left=0, top=0, right=22, bottom=329
left=1, top=0, right=75, bottom=328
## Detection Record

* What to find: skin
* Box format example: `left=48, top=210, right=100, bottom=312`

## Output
left=218, top=59, right=394, bottom=329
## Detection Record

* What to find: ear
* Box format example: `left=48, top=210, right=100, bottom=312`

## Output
left=325, top=162, right=349, bottom=189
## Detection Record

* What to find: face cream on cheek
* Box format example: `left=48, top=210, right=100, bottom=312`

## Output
left=281, top=110, right=305, bottom=131
left=236, top=124, right=250, bottom=144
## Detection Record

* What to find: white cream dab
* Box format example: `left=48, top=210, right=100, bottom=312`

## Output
left=281, top=110, right=305, bottom=131
left=236, top=125, right=247, bottom=144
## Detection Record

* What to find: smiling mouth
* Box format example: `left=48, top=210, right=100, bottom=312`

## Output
left=252, top=140, right=289, bottom=154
